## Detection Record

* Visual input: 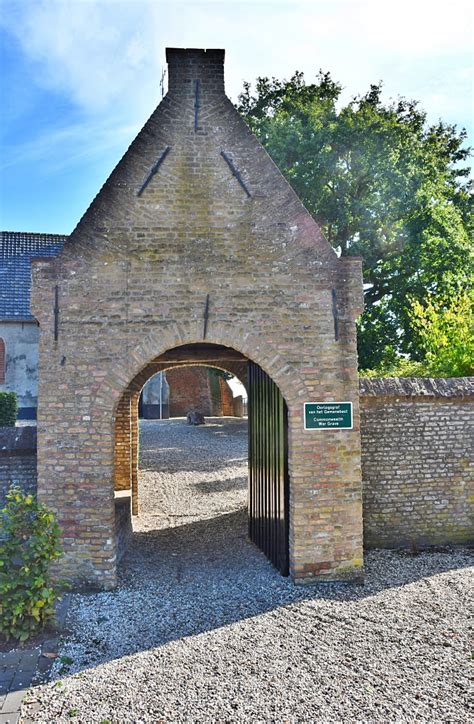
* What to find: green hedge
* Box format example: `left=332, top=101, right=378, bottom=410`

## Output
left=0, top=392, right=17, bottom=427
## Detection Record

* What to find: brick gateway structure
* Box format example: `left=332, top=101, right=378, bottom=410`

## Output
left=31, top=49, right=363, bottom=589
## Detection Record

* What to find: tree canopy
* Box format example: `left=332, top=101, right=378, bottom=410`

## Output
left=237, top=72, right=473, bottom=371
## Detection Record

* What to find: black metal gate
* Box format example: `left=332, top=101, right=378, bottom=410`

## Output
left=248, top=361, right=289, bottom=576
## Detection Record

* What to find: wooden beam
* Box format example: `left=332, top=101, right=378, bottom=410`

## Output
left=153, top=346, right=247, bottom=364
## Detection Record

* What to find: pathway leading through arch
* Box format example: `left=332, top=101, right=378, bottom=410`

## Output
left=115, top=345, right=290, bottom=576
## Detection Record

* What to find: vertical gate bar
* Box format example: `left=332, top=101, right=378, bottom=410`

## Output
left=273, top=378, right=278, bottom=567
left=267, top=376, right=274, bottom=562
left=262, top=367, right=266, bottom=558
left=282, top=398, right=290, bottom=575
left=259, top=369, right=267, bottom=551
left=270, top=374, right=275, bottom=565
left=257, top=363, right=262, bottom=550
left=265, top=368, right=270, bottom=561
left=248, top=361, right=253, bottom=542
left=271, top=377, right=276, bottom=566
left=251, top=361, right=256, bottom=546
left=278, top=392, right=284, bottom=570
left=262, top=364, right=268, bottom=555
left=273, top=380, right=279, bottom=567
left=268, top=375, right=273, bottom=565
left=260, top=370, right=267, bottom=553
left=255, top=368, right=262, bottom=548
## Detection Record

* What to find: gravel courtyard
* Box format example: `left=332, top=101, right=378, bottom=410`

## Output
left=22, top=418, right=473, bottom=723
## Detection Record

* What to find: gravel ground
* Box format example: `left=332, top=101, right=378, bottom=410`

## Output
left=22, top=418, right=473, bottom=723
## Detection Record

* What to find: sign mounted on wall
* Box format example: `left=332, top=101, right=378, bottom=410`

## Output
left=304, top=402, right=353, bottom=430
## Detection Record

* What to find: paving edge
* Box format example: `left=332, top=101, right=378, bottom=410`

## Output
left=0, top=595, right=71, bottom=723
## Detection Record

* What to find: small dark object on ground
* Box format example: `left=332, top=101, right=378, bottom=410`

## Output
left=187, top=410, right=205, bottom=425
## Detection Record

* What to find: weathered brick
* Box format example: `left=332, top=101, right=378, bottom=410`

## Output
left=30, top=48, right=364, bottom=588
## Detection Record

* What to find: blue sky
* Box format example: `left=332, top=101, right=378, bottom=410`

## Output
left=1, top=0, right=472, bottom=234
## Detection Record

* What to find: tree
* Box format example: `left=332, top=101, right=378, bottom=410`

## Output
left=237, top=73, right=473, bottom=369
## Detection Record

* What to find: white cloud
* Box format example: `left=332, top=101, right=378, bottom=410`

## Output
left=1, top=0, right=164, bottom=117
left=0, top=116, right=139, bottom=173
left=1, top=0, right=472, bottom=139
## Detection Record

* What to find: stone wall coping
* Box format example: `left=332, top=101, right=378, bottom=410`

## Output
left=0, top=425, right=37, bottom=456
left=359, top=376, right=474, bottom=399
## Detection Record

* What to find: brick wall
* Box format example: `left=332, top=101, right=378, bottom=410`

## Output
left=219, top=377, right=234, bottom=416
left=3, top=376, right=471, bottom=576
left=167, top=366, right=212, bottom=416
left=166, top=366, right=240, bottom=417
left=0, top=426, right=37, bottom=506
left=360, top=378, right=473, bottom=548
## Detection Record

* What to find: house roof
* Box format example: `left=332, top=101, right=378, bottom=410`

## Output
left=0, top=231, right=67, bottom=320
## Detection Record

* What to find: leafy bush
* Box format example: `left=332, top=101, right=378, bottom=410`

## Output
left=0, top=392, right=18, bottom=427
left=0, top=486, right=62, bottom=641
left=360, top=289, right=473, bottom=379
left=359, top=359, right=430, bottom=378
left=409, top=289, right=473, bottom=378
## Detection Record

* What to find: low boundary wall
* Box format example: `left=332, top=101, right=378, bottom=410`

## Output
left=360, top=377, right=473, bottom=548
left=1, top=378, right=472, bottom=554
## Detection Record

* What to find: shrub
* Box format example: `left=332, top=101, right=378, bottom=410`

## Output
left=360, top=289, right=474, bottom=379
left=0, top=392, right=18, bottom=427
left=0, top=486, right=62, bottom=641
left=409, top=289, right=474, bottom=377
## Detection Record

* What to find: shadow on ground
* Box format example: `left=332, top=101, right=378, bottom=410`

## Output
left=52, top=507, right=473, bottom=679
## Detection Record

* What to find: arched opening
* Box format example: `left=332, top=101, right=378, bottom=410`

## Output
left=113, top=343, right=289, bottom=578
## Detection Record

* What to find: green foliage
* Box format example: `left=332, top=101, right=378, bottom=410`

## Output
left=238, top=73, right=473, bottom=370
left=0, top=486, right=62, bottom=641
left=359, top=359, right=432, bottom=378
left=359, top=288, right=473, bottom=377
left=0, top=392, right=18, bottom=427
left=208, top=367, right=233, bottom=381
left=208, top=368, right=222, bottom=407
left=409, top=288, right=474, bottom=377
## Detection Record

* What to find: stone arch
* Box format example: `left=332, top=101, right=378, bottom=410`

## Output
left=113, top=344, right=253, bottom=507
left=112, top=338, right=293, bottom=577
left=93, top=321, right=306, bottom=421
left=111, top=334, right=294, bottom=499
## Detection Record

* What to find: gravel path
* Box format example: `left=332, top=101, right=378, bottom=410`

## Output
left=22, top=418, right=473, bottom=723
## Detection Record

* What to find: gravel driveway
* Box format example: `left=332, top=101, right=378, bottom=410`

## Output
left=22, top=418, right=473, bottom=722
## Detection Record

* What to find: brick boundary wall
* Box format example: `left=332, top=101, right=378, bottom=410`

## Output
left=0, top=426, right=37, bottom=506
left=1, top=377, right=471, bottom=568
left=359, top=377, right=474, bottom=549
